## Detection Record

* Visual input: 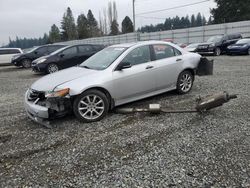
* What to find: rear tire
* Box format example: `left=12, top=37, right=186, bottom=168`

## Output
left=46, top=63, right=59, bottom=74
left=214, top=47, right=221, bottom=56
left=73, top=90, right=109, bottom=123
left=21, top=59, right=32, bottom=68
left=176, top=70, right=194, bottom=94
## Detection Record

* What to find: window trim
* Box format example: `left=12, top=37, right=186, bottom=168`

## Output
left=119, top=45, right=153, bottom=68
left=151, top=44, right=182, bottom=61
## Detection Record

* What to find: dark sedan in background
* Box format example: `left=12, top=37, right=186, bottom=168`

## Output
left=196, top=33, right=242, bottom=56
left=227, top=38, right=250, bottom=55
left=11, top=44, right=66, bottom=68
left=32, top=44, right=105, bottom=74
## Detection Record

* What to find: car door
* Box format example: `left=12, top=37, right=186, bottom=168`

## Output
left=58, top=46, right=78, bottom=69
left=77, top=45, right=95, bottom=64
left=112, top=45, right=157, bottom=103
left=152, top=44, right=183, bottom=90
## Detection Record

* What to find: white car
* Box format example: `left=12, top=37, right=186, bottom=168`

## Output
left=0, top=48, right=23, bottom=65
left=25, top=41, right=206, bottom=125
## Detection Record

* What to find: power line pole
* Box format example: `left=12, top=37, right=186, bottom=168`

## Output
left=133, top=0, right=136, bottom=32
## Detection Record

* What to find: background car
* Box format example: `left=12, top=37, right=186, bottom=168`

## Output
left=31, top=44, right=105, bottom=74
left=25, top=41, right=202, bottom=125
left=184, top=43, right=199, bottom=52
left=227, top=38, right=250, bottom=55
left=0, top=48, right=23, bottom=65
left=11, top=44, right=66, bottom=68
left=196, top=33, right=242, bottom=56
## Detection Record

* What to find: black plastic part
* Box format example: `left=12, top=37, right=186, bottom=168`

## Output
left=197, top=57, right=214, bottom=76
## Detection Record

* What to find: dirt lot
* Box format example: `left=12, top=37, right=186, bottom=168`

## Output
left=0, top=56, right=249, bottom=187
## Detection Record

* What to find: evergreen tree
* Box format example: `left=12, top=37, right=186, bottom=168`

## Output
left=196, top=13, right=203, bottom=26
left=211, top=0, right=250, bottom=24
left=110, top=20, right=119, bottom=35
left=191, top=14, right=196, bottom=27
left=121, top=16, right=134, bottom=33
left=87, top=10, right=100, bottom=37
left=61, top=7, right=78, bottom=41
left=49, top=24, right=61, bottom=43
left=77, top=14, right=89, bottom=39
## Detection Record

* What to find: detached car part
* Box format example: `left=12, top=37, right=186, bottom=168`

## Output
left=115, top=92, right=237, bottom=114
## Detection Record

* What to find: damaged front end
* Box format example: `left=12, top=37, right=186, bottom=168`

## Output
left=24, top=88, right=72, bottom=128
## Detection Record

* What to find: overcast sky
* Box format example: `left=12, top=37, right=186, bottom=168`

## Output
left=0, top=0, right=217, bottom=45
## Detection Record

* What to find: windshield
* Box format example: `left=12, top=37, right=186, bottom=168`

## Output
left=187, top=43, right=199, bottom=48
left=236, top=39, right=250, bottom=44
left=50, top=46, right=69, bottom=55
left=207, top=36, right=223, bottom=43
left=26, top=46, right=39, bottom=53
left=80, top=47, right=127, bottom=70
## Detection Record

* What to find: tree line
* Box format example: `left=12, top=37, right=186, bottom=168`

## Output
left=4, top=0, right=250, bottom=48
left=138, top=13, right=212, bottom=33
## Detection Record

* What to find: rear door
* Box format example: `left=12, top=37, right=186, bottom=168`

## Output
left=152, top=44, right=183, bottom=90
left=58, top=46, right=78, bottom=69
left=77, top=45, right=95, bottom=64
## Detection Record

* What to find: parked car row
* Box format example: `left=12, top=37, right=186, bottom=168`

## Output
left=184, top=33, right=250, bottom=56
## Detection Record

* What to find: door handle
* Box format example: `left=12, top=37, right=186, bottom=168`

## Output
left=176, top=58, right=182, bottom=62
left=146, top=65, right=154, bottom=69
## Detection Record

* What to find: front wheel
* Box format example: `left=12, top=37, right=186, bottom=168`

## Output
left=47, top=63, right=59, bottom=74
left=73, top=90, right=109, bottom=123
left=21, top=59, right=32, bottom=68
left=176, top=71, right=194, bottom=94
left=214, top=47, right=221, bottom=56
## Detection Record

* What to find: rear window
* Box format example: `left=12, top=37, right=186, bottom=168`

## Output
left=153, top=44, right=181, bottom=60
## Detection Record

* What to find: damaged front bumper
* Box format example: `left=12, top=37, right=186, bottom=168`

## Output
left=24, top=90, right=71, bottom=128
left=24, top=90, right=50, bottom=127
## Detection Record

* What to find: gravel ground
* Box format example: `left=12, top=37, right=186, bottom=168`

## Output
left=0, top=56, right=249, bottom=187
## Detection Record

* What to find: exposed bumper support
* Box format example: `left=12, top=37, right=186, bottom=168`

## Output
left=24, top=90, right=52, bottom=128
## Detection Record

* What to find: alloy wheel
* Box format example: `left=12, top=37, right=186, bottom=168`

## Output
left=47, top=64, right=59, bottom=74
left=78, top=95, right=105, bottom=120
left=179, top=73, right=193, bottom=93
left=22, top=59, right=31, bottom=68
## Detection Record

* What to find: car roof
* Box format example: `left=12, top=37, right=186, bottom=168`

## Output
left=110, top=40, right=174, bottom=48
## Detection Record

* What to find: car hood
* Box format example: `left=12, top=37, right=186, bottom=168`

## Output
left=31, top=66, right=98, bottom=91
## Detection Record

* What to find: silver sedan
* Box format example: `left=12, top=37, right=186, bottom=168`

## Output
left=25, top=41, right=202, bottom=124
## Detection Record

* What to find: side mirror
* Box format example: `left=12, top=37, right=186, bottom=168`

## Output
left=60, top=54, right=65, bottom=58
left=116, top=62, right=132, bottom=71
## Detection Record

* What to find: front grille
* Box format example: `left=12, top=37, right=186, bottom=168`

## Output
left=28, top=89, right=45, bottom=101
left=198, top=45, right=208, bottom=49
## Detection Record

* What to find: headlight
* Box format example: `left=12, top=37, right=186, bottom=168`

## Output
left=37, top=58, right=47, bottom=64
left=45, top=88, right=70, bottom=98
left=243, top=44, right=248, bottom=48
left=209, top=44, right=215, bottom=47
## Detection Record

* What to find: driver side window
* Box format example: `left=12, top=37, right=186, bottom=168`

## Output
left=62, top=47, right=77, bottom=57
left=122, top=45, right=151, bottom=66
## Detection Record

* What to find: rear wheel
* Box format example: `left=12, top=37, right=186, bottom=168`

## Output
left=21, top=59, right=31, bottom=68
left=214, top=47, right=221, bottom=56
left=73, top=90, right=109, bottom=123
left=176, top=70, right=194, bottom=94
left=47, top=63, right=59, bottom=74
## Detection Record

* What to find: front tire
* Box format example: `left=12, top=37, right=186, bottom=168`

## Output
left=47, top=63, right=59, bottom=74
left=73, top=90, right=109, bottom=123
left=21, top=59, right=32, bottom=68
left=176, top=70, right=194, bottom=94
left=214, top=47, right=221, bottom=56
